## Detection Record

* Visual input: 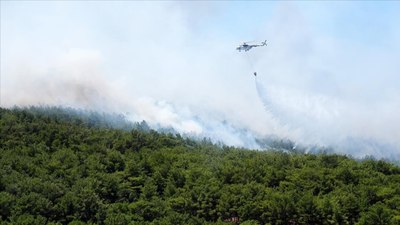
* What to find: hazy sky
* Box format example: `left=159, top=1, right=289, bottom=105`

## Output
left=1, top=1, right=400, bottom=159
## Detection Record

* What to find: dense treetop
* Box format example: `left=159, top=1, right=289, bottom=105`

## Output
left=0, top=107, right=399, bottom=225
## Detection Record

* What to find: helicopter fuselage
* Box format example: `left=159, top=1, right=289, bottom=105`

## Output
left=236, top=44, right=254, bottom=52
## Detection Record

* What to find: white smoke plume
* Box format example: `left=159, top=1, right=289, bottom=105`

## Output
left=1, top=2, right=400, bottom=159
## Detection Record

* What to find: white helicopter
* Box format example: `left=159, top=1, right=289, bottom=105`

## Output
left=236, top=40, right=267, bottom=52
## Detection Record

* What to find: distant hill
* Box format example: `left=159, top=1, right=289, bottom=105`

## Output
left=0, top=107, right=399, bottom=225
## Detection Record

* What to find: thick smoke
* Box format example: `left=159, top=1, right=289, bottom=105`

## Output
left=1, top=2, right=400, bottom=159
left=249, top=3, right=400, bottom=159
left=255, top=77, right=400, bottom=159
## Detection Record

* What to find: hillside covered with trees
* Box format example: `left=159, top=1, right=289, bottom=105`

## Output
left=0, top=107, right=399, bottom=225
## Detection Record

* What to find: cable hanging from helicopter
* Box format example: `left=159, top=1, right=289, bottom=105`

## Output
left=236, top=40, right=267, bottom=76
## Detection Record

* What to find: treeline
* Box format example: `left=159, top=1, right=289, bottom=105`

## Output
left=0, top=107, right=399, bottom=225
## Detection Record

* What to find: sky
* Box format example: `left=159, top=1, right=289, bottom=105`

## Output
left=1, top=1, right=400, bottom=159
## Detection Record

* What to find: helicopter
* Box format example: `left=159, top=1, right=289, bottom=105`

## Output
left=236, top=40, right=267, bottom=52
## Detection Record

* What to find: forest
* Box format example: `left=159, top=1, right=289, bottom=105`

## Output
left=0, top=107, right=399, bottom=225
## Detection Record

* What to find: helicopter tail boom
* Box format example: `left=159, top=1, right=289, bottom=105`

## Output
left=261, top=40, right=267, bottom=46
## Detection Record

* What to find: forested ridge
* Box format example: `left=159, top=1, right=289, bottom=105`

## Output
left=0, top=107, right=399, bottom=225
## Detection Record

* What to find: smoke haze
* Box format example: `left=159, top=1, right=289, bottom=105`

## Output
left=1, top=2, right=400, bottom=159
